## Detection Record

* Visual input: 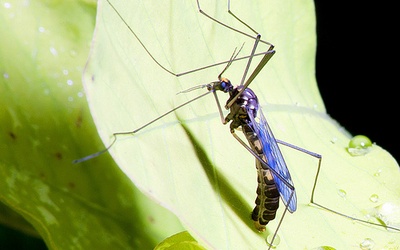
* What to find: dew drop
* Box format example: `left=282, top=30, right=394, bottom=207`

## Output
left=266, top=234, right=280, bottom=248
left=316, top=246, right=336, bottom=250
left=347, top=135, right=372, bottom=156
left=371, top=202, right=400, bottom=230
left=363, top=213, right=371, bottom=222
left=373, top=169, right=382, bottom=177
left=67, top=79, right=73, bottom=86
left=3, top=72, right=9, bottom=79
left=38, top=26, right=45, bottom=33
left=49, top=47, right=58, bottom=56
left=4, top=2, right=11, bottom=8
left=369, top=194, right=379, bottom=203
left=337, top=189, right=347, bottom=199
left=359, top=238, right=375, bottom=250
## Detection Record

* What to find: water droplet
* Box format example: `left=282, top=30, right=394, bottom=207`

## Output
left=371, top=202, right=400, bottom=230
left=3, top=72, right=9, bottom=79
left=49, top=47, right=58, bottom=56
left=67, top=79, right=73, bottom=86
left=373, top=169, right=382, bottom=177
left=77, top=92, right=84, bottom=98
left=4, top=2, right=11, bottom=8
left=316, top=246, right=336, bottom=250
left=347, top=135, right=372, bottom=156
left=68, top=96, right=74, bottom=102
left=38, top=26, right=45, bottom=33
left=266, top=233, right=280, bottom=248
left=359, top=238, right=375, bottom=250
left=62, top=69, right=69, bottom=75
left=369, top=194, right=379, bottom=203
left=337, top=189, right=347, bottom=199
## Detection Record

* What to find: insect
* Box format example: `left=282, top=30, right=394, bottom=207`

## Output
left=76, top=0, right=400, bottom=248
left=180, top=46, right=300, bottom=248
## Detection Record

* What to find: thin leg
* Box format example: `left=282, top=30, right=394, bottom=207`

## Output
left=225, top=0, right=278, bottom=91
left=225, top=45, right=275, bottom=109
left=76, top=1, right=275, bottom=164
left=276, top=139, right=322, bottom=203
left=231, top=130, right=295, bottom=250
left=211, top=79, right=293, bottom=188
left=107, top=0, right=274, bottom=78
left=231, top=131, right=294, bottom=192
left=195, top=1, right=276, bottom=109
left=212, top=91, right=227, bottom=125
left=196, top=0, right=272, bottom=46
left=267, top=190, right=294, bottom=250
left=73, top=91, right=212, bottom=163
left=227, top=0, right=258, bottom=35
left=276, top=139, right=400, bottom=231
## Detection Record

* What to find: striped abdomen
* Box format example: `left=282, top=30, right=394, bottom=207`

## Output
left=243, top=124, right=280, bottom=231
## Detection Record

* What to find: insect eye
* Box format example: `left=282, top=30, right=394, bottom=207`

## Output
left=220, top=79, right=231, bottom=92
left=220, top=81, right=227, bottom=89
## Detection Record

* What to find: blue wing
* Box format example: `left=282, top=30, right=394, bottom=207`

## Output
left=248, top=108, right=297, bottom=212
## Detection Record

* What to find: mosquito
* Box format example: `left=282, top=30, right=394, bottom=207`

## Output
left=75, top=0, right=400, bottom=248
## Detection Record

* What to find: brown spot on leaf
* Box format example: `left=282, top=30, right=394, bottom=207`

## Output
left=148, top=216, right=156, bottom=223
left=75, top=112, right=83, bottom=128
left=55, top=152, right=63, bottom=160
left=68, top=182, right=75, bottom=189
left=9, top=132, right=16, bottom=140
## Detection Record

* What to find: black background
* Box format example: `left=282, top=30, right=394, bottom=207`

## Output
left=314, top=2, right=399, bottom=162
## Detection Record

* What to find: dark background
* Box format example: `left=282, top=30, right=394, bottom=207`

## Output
left=314, top=2, right=399, bottom=162
left=0, top=2, right=398, bottom=250
left=0, top=224, right=46, bottom=250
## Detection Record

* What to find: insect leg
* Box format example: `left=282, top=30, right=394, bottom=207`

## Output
left=106, top=0, right=272, bottom=79
left=276, top=139, right=322, bottom=203
left=225, top=43, right=275, bottom=109
left=276, top=139, right=400, bottom=231
left=227, top=0, right=258, bottom=36
left=195, top=1, right=277, bottom=109
left=195, top=1, right=276, bottom=109
left=73, top=91, right=212, bottom=163
left=231, top=130, right=295, bottom=249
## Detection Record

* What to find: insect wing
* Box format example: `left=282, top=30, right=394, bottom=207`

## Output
left=249, top=108, right=297, bottom=212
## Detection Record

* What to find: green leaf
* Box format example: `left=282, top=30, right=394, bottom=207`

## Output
left=84, top=0, right=400, bottom=249
left=154, top=231, right=206, bottom=250
left=0, top=0, right=183, bottom=249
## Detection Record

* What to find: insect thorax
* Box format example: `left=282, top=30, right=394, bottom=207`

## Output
left=225, top=87, right=259, bottom=131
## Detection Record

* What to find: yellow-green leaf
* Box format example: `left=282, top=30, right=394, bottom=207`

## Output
left=154, top=231, right=206, bottom=250
left=0, top=0, right=183, bottom=249
left=84, top=0, right=400, bottom=249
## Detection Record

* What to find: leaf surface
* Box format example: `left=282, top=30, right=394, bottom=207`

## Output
left=84, top=0, right=400, bottom=249
left=0, top=0, right=183, bottom=249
